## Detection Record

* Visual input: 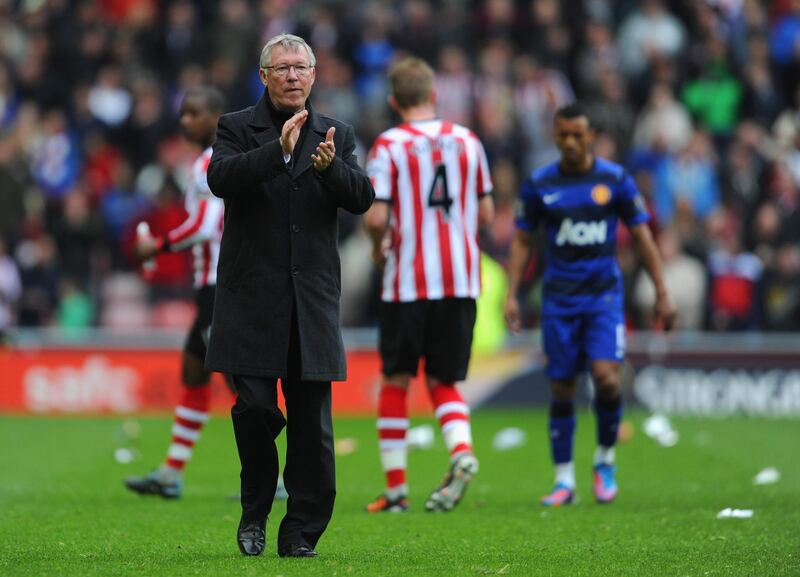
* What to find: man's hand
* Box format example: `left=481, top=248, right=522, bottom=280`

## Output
left=504, top=295, right=522, bottom=334
left=654, top=292, right=677, bottom=332
left=280, top=110, right=308, bottom=157
left=312, top=127, right=336, bottom=172
left=135, top=237, right=160, bottom=262
left=371, top=232, right=392, bottom=269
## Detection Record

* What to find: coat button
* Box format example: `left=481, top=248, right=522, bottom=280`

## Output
left=292, top=183, right=299, bottom=191
left=292, top=224, right=300, bottom=233
left=291, top=266, right=299, bottom=276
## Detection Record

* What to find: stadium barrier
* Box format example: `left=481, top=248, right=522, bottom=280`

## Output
left=1, top=329, right=799, bottom=415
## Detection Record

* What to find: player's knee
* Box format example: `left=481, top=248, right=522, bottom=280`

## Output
left=593, top=374, right=620, bottom=399
left=182, top=366, right=211, bottom=387
left=384, top=373, right=411, bottom=389
left=592, top=362, right=621, bottom=396
left=550, top=378, right=576, bottom=401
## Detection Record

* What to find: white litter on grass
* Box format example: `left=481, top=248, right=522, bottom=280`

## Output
left=114, top=447, right=139, bottom=464
left=406, top=425, right=435, bottom=450
left=334, top=437, right=358, bottom=456
left=754, top=467, right=780, bottom=485
left=717, top=508, right=754, bottom=519
left=642, top=414, right=679, bottom=447
left=121, top=419, right=141, bottom=439
left=492, top=427, right=527, bottom=451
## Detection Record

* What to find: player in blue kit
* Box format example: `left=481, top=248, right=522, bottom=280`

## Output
left=504, top=104, right=675, bottom=506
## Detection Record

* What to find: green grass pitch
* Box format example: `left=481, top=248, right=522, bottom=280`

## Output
left=1, top=409, right=798, bottom=576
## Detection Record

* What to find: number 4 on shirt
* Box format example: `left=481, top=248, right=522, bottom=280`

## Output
left=427, top=164, right=452, bottom=216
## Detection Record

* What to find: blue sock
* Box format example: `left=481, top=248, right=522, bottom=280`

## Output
left=549, top=401, right=575, bottom=465
left=594, top=396, right=622, bottom=448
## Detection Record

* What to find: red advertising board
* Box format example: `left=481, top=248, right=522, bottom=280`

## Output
left=0, top=348, right=438, bottom=415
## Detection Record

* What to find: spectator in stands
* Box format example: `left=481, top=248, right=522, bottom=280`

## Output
left=586, top=70, right=635, bottom=158
left=32, top=109, right=81, bottom=200
left=617, top=0, right=687, bottom=81
left=435, top=46, right=475, bottom=128
left=654, top=130, right=721, bottom=226
left=575, top=20, right=619, bottom=96
left=0, top=135, right=28, bottom=244
left=632, top=82, right=693, bottom=154
left=513, top=54, right=574, bottom=173
left=769, top=0, right=800, bottom=100
left=0, top=238, right=21, bottom=343
left=634, top=228, right=707, bottom=330
left=682, top=35, right=743, bottom=138
left=706, top=212, right=764, bottom=331
left=740, top=34, right=784, bottom=126
left=753, top=200, right=800, bottom=330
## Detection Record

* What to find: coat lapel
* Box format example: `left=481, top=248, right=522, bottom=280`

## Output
left=252, top=127, right=274, bottom=148
left=248, top=92, right=277, bottom=148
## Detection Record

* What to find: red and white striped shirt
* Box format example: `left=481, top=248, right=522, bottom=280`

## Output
left=166, top=147, right=225, bottom=288
left=367, top=120, right=493, bottom=302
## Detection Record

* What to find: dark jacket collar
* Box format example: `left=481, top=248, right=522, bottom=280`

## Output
left=247, top=89, right=327, bottom=135
left=247, top=90, right=329, bottom=175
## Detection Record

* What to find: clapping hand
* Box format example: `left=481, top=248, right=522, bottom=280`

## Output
left=312, top=127, right=335, bottom=172
left=280, top=110, right=308, bottom=157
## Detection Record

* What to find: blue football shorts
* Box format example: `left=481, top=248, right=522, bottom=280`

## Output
left=541, top=310, right=625, bottom=380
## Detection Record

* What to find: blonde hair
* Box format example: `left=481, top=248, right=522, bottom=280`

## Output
left=388, top=58, right=435, bottom=109
left=259, top=33, right=316, bottom=69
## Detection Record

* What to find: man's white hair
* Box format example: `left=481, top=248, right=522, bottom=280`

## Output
left=259, top=33, right=316, bottom=69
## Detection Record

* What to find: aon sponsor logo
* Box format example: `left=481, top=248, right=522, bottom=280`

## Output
left=555, top=218, right=607, bottom=246
left=556, top=218, right=608, bottom=246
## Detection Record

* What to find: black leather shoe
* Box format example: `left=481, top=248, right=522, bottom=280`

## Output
left=237, top=521, right=266, bottom=556
left=279, top=543, right=318, bottom=558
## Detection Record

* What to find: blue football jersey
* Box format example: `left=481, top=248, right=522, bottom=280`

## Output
left=515, top=157, right=649, bottom=316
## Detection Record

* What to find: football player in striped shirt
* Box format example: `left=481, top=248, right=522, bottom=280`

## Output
left=364, top=58, right=494, bottom=512
left=124, top=87, right=245, bottom=499
left=505, top=103, right=675, bottom=506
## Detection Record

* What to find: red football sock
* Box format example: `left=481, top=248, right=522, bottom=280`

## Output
left=164, top=384, right=211, bottom=471
left=377, top=385, right=408, bottom=493
left=430, top=384, right=473, bottom=460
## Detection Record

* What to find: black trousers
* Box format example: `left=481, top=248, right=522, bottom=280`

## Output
left=230, top=311, right=335, bottom=551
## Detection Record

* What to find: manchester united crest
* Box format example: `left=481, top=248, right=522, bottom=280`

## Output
left=590, top=184, right=612, bottom=205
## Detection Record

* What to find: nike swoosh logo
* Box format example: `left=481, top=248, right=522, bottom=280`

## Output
left=543, top=193, right=561, bottom=204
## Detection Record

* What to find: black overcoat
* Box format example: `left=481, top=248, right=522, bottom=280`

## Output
left=204, top=92, right=374, bottom=380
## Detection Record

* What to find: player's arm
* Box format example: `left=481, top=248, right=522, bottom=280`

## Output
left=364, top=142, right=393, bottom=268
left=135, top=197, right=224, bottom=262
left=363, top=201, right=390, bottom=268
left=504, top=174, right=540, bottom=334
left=167, top=196, right=225, bottom=251
left=475, top=138, right=495, bottom=230
left=504, top=229, right=535, bottom=334
left=629, top=223, right=676, bottom=331
left=478, top=194, right=495, bottom=229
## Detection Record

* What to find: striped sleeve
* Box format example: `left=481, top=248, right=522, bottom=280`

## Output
left=473, top=134, right=493, bottom=196
left=367, top=139, right=395, bottom=202
left=166, top=196, right=225, bottom=251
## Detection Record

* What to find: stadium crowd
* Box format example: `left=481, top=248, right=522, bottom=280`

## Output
left=1, top=0, right=800, bottom=335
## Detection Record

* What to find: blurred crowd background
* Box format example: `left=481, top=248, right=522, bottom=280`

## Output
left=1, top=0, right=800, bottom=338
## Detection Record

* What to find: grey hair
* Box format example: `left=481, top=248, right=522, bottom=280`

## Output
left=259, top=33, right=316, bottom=69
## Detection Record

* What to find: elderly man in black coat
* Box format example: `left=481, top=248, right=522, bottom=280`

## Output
left=205, top=33, right=374, bottom=558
